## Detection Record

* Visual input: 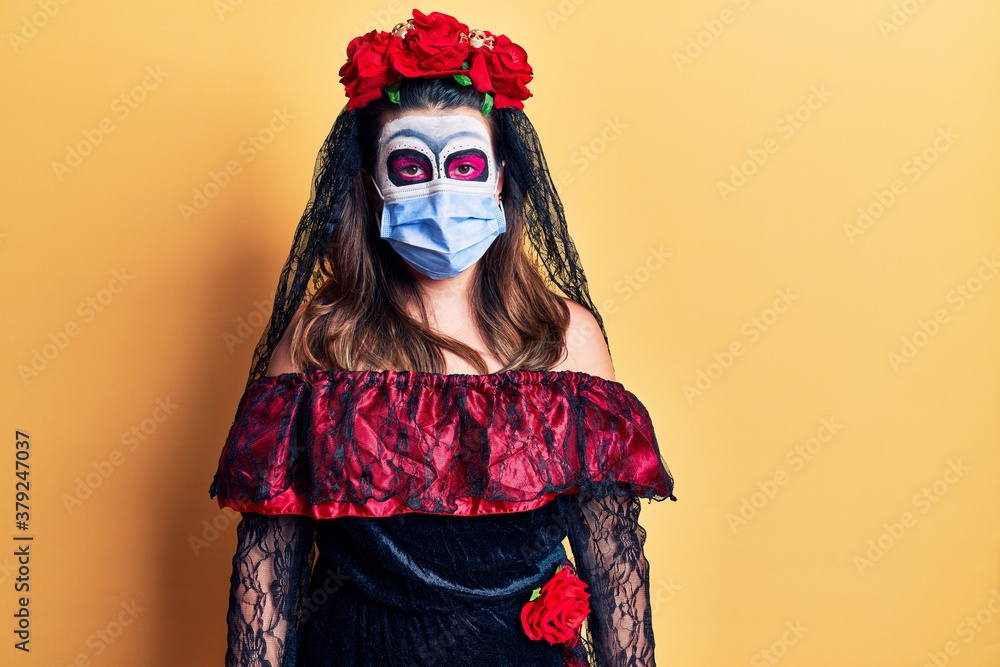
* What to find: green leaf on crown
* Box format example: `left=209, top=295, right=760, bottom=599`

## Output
left=385, top=81, right=401, bottom=105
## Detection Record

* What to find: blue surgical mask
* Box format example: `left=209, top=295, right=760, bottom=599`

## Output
left=370, top=176, right=505, bottom=280
left=372, top=114, right=506, bottom=280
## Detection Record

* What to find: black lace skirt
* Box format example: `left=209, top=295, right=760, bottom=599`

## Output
left=297, top=495, right=573, bottom=666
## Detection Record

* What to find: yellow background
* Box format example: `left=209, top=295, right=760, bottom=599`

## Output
left=2, top=1, right=998, bottom=665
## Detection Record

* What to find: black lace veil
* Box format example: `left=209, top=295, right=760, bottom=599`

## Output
left=242, top=101, right=609, bottom=387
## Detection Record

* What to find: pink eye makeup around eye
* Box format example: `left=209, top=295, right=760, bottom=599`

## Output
left=386, top=149, right=432, bottom=185
left=391, top=157, right=428, bottom=180
left=444, top=150, right=489, bottom=181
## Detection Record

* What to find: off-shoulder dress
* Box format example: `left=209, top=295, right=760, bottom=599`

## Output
left=208, top=368, right=676, bottom=667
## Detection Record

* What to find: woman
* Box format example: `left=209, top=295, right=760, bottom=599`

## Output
left=209, top=9, right=676, bottom=667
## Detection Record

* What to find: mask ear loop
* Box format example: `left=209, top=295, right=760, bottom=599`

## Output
left=495, top=163, right=505, bottom=203
left=367, top=173, right=390, bottom=236
left=495, top=164, right=507, bottom=232
left=369, top=173, right=385, bottom=201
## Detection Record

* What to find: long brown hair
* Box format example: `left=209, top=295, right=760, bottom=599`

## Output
left=285, top=77, right=570, bottom=374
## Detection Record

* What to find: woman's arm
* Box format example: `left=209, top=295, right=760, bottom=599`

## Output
left=224, top=512, right=317, bottom=667
left=558, top=298, right=659, bottom=665
left=566, top=491, right=657, bottom=667
left=222, top=312, right=317, bottom=665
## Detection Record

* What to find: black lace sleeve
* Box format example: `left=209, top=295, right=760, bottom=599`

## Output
left=223, top=512, right=317, bottom=667
left=566, top=491, right=658, bottom=667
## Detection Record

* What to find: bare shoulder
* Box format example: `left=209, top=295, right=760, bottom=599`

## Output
left=553, top=297, right=616, bottom=382
left=265, top=303, right=308, bottom=377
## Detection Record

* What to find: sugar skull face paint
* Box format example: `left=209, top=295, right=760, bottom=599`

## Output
left=374, top=113, right=500, bottom=196
left=370, top=113, right=506, bottom=280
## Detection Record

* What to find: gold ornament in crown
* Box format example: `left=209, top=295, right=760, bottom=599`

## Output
left=390, top=19, right=415, bottom=38
left=460, top=29, right=495, bottom=50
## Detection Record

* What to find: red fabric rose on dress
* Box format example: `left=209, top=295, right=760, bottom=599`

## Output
left=468, top=33, right=533, bottom=110
left=520, top=562, right=591, bottom=645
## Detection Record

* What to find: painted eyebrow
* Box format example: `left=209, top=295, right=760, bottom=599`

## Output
left=384, top=127, right=488, bottom=156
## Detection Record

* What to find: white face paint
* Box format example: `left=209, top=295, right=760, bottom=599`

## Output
left=373, top=113, right=502, bottom=203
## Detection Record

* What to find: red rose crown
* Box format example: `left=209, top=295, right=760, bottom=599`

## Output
left=338, top=9, right=533, bottom=113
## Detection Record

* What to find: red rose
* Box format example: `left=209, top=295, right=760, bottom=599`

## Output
left=339, top=30, right=401, bottom=110
left=394, top=9, right=470, bottom=78
left=520, top=563, right=591, bottom=645
left=468, top=33, right=533, bottom=109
